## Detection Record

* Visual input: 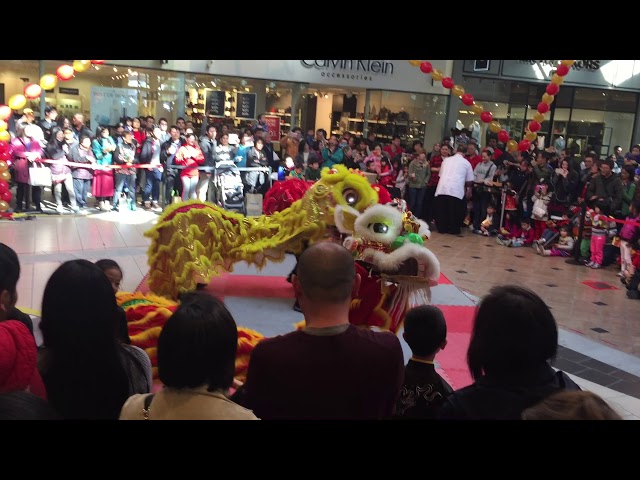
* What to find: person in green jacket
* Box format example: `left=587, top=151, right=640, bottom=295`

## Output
left=91, top=126, right=117, bottom=211
left=621, top=165, right=637, bottom=216
left=321, top=135, right=344, bottom=169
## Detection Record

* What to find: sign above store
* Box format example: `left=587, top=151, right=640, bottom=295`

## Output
left=300, top=60, right=394, bottom=80
left=517, top=60, right=601, bottom=72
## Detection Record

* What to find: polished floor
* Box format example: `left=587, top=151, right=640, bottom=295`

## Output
left=1, top=208, right=640, bottom=419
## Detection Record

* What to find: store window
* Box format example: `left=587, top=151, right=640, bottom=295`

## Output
left=366, top=91, right=448, bottom=149
left=41, top=61, right=180, bottom=128
left=0, top=60, right=41, bottom=113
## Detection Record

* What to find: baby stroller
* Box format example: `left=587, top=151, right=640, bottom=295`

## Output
left=214, top=161, right=245, bottom=214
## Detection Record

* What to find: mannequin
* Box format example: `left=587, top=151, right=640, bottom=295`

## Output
left=456, top=119, right=464, bottom=131
left=537, top=135, right=546, bottom=150
left=554, top=135, right=566, bottom=152
left=469, top=120, right=481, bottom=144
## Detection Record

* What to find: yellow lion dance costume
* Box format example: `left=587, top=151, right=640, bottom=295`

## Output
left=118, top=165, right=440, bottom=382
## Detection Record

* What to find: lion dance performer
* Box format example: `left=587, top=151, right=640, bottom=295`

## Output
left=117, top=165, right=440, bottom=382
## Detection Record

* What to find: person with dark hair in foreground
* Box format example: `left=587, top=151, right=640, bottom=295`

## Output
left=0, top=243, right=34, bottom=336
left=120, top=292, right=258, bottom=420
left=522, top=390, right=622, bottom=420
left=438, top=285, right=580, bottom=420
left=38, top=260, right=152, bottom=419
left=233, top=242, right=404, bottom=420
left=394, top=305, right=452, bottom=419
left=95, top=259, right=131, bottom=344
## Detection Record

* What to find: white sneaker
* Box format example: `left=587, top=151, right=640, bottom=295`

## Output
left=56, top=205, right=64, bottom=214
left=591, top=263, right=601, bottom=269
left=585, top=261, right=594, bottom=267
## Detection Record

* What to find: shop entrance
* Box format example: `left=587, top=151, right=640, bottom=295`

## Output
left=299, top=86, right=366, bottom=138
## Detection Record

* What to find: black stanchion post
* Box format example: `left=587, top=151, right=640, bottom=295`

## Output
left=565, top=200, right=588, bottom=265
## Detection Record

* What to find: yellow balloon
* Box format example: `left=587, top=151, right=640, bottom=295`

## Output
left=561, top=60, right=575, bottom=67
left=0, top=131, right=9, bottom=142
left=0, top=160, right=7, bottom=173
left=40, top=74, right=58, bottom=90
left=0, top=170, right=10, bottom=181
left=507, top=140, right=518, bottom=152
left=8, top=94, right=27, bottom=110
left=73, top=60, right=91, bottom=72
left=451, top=85, right=465, bottom=97
left=489, top=121, right=501, bottom=133
left=431, top=69, right=444, bottom=82
left=533, top=112, right=545, bottom=123
left=409, top=60, right=421, bottom=67
left=542, top=93, right=555, bottom=105
left=525, top=131, right=538, bottom=142
left=0, top=120, right=6, bottom=132
left=0, top=200, right=8, bottom=212
left=551, top=74, right=565, bottom=86
left=471, top=103, right=484, bottom=115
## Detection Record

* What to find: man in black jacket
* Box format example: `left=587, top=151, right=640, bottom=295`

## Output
left=198, top=124, right=218, bottom=202
left=160, top=125, right=185, bottom=207
left=38, top=106, right=58, bottom=143
left=71, top=113, right=93, bottom=142
left=586, top=158, right=623, bottom=213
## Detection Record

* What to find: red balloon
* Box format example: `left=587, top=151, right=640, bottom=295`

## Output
left=0, top=190, right=11, bottom=202
left=0, top=151, right=10, bottom=161
left=0, top=180, right=8, bottom=194
left=461, top=93, right=475, bottom=106
left=546, top=83, right=560, bottom=96
left=556, top=64, right=570, bottom=76
left=518, top=140, right=531, bottom=152
left=57, top=64, right=75, bottom=81
left=91, top=60, right=106, bottom=64
left=497, top=130, right=510, bottom=143
left=442, top=77, right=454, bottom=89
left=0, top=141, right=8, bottom=154
left=537, top=102, right=550, bottom=114
left=420, top=62, right=433, bottom=74
left=480, top=111, right=493, bottom=123
left=528, top=121, right=541, bottom=133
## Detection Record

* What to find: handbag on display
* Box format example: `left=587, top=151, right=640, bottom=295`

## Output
left=28, top=162, right=52, bottom=187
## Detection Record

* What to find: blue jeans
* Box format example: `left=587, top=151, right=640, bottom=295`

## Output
left=143, top=168, right=163, bottom=203
left=73, top=178, right=91, bottom=208
left=113, top=172, right=137, bottom=208
left=408, top=187, right=426, bottom=218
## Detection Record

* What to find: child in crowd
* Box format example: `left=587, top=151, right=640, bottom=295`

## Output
left=378, top=157, right=395, bottom=189
left=479, top=203, right=499, bottom=236
left=619, top=200, right=640, bottom=277
left=395, top=165, right=408, bottom=199
left=499, top=211, right=521, bottom=239
left=536, top=225, right=575, bottom=257
left=534, top=214, right=570, bottom=248
left=503, top=181, right=518, bottom=213
left=394, top=305, right=452, bottom=420
left=622, top=248, right=640, bottom=299
left=95, top=259, right=131, bottom=344
left=366, top=160, right=378, bottom=175
left=496, top=218, right=534, bottom=247
left=304, top=158, right=321, bottom=182
left=531, top=183, right=552, bottom=240
left=288, top=161, right=305, bottom=180
left=577, top=207, right=593, bottom=264
left=587, top=199, right=613, bottom=269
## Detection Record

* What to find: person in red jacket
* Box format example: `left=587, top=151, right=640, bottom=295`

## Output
left=174, top=133, right=205, bottom=201
left=496, top=218, right=535, bottom=247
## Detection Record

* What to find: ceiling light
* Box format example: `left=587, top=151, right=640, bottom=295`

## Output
left=113, top=67, right=118, bottom=72
left=211, top=81, right=216, bottom=87
left=245, top=87, right=250, bottom=92
left=314, top=92, right=318, bottom=97
left=324, top=94, right=329, bottom=99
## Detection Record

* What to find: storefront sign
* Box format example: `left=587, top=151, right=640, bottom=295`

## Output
left=164, top=60, right=453, bottom=95
left=264, top=115, right=280, bottom=140
left=205, top=89, right=225, bottom=116
left=463, top=60, right=640, bottom=91
left=300, top=60, right=394, bottom=81
left=90, top=86, right=138, bottom=126
left=59, top=87, right=79, bottom=95
left=236, top=92, right=256, bottom=120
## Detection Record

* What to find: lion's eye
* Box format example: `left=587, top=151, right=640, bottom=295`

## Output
left=368, top=223, right=389, bottom=234
left=343, top=188, right=359, bottom=206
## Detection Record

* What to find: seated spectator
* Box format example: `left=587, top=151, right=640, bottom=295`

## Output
left=0, top=320, right=47, bottom=400
left=120, top=292, right=258, bottom=420
left=288, top=161, right=305, bottom=180
left=0, top=390, right=60, bottom=420
left=304, top=158, right=321, bottom=182
left=232, top=242, right=404, bottom=420
left=438, top=285, right=580, bottom=420
left=38, top=260, right=152, bottom=419
left=496, top=218, right=535, bottom=247
left=95, top=259, right=131, bottom=344
left=522, top=390, right=621, bottom=420
left=536, top=225, right=575, bottom=257
left=478, top=203, right=499, bottom=237
left=394, top=305, right=452, bottom=419
left=0, top=243, right=34, bottom=336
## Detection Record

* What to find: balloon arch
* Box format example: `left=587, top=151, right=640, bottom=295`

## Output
left=0, top=59, right=576, bottom=215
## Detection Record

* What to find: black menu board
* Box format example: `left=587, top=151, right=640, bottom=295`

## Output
left=205, top=90, right=225, bottom=116
left=236, top=92, right=257, bottom=120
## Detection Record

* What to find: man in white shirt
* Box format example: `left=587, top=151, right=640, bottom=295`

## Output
left=434, top=144, right=474, bottom=235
